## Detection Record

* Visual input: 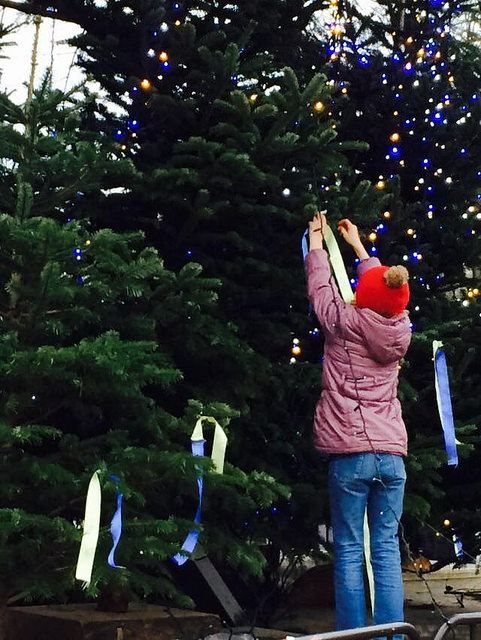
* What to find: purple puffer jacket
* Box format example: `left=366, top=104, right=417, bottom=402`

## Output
left=306, top=248, right=412, bottom=457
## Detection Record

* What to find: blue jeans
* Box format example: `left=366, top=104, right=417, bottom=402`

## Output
left=328, top=453, right=406, bottom=633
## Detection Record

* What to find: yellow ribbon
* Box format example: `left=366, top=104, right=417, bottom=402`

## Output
left=324, top=219, right=371, bottom=609
left=75, top=470, right=101, bottom=587
left=363, top=511, right=375, bottom=615
left=192, top=416, right=227, bottom=474
left=323, top=224, right=355, bottom=304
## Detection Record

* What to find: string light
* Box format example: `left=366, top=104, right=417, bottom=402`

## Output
left=314, top=100, right=325, bottom=112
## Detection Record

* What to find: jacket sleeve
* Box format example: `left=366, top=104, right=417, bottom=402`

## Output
left=357, top=256, right=382, bottom=277
left=305, top=248, right=346, bottom=332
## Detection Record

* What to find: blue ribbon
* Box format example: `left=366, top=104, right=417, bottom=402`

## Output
left=107, top=475, right=125, bottom=569
left=172, top=439, right=205, bottom=566
left=434, top=346, right=458, bottom=466
left=301, top=229, right=308, bottom=262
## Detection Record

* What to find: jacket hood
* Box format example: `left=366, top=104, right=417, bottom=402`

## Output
left=356, top=308, right=411, bottom=364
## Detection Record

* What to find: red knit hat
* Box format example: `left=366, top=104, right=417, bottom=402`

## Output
left=356, top=265, right=410, bottom=317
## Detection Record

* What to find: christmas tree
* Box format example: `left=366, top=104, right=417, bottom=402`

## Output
left=317, top=0, right=481, bottom=554
left=0, top=1, right=391, bottom=600
left=0, top=73, right=291, bottom=627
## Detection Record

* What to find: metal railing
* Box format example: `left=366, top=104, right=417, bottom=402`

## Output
left=434, top=612, right=481, bottom=640
left=291, top=613, right=481, bottom=640
left=291, top=622, right=421, bottom=640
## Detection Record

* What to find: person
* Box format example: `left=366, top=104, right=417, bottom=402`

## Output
left=305, top=212, right=412, bottom=633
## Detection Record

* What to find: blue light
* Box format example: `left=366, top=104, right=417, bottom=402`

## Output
left=460, top=148, right=467, bottom=155
left=371, top=246, right=377, bottom=254
left=186, top=250, right=192, bottom=257
left=392, top=53, right=401, bottom=63
left=358, top=55, right=370, bottom=67
left=129, top=119, right=140, bottom=130
left=427, top=186, right=433, bottom=192
left=472, top=94, right=479, bottom=101
left=162, top=61, right=171, bottom=69
left=433, top=112, right=443, bottom=122
left=390, top=146, right=401, bottom=157
left=422, top=158, right=430, bottom=167
left=115, top=130, right=123, bottom=139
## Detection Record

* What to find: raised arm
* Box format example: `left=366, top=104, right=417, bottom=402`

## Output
left=338, top=219, right=370, bottom=261
left=305, top=213, right=344, bottom=331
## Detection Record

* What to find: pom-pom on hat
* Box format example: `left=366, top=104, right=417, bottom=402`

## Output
left=356, top=265, right=410, bottom=317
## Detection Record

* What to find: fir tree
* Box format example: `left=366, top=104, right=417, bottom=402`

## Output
left=0, top=74, right=290, bottom=629
left=0, top=1, right=390, bottom=598
left=318, top=0, right=481, bottom=554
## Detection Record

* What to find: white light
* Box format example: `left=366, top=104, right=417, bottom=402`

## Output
left=403, top=255, right=408, bottom=261
left=282, top=188, right=291, bottom=197
left=290, top=357, right=297, bottom=364
left=445, top=177, right=453, bottom=184
left=160, top=22, right=169, bottom=32
left=293, top=338, right=300, bottom=345
left=463, top=300, right=470, bottom=307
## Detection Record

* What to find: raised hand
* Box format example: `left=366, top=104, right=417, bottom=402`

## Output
left=308, top=211, right=327, bottom=251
